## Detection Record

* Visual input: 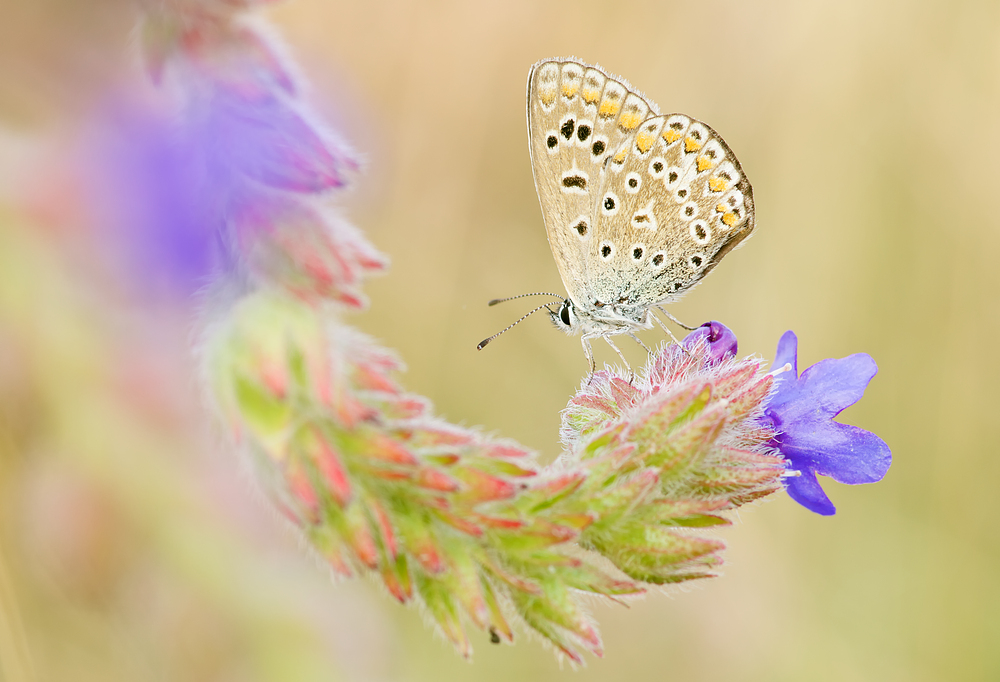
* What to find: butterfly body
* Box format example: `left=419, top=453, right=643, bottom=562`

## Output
left=526, top=57, right=755, bottom=368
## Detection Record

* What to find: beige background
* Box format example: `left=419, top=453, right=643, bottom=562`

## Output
left=1, top=0, right=998, bottom=680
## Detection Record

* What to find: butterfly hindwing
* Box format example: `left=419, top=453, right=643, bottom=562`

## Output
left=588, top=113, right=755, bottom=310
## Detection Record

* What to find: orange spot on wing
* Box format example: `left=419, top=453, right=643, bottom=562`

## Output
left=618, top=110, right=641, bottom=131
left=722, top=212, right=738, bottom=227
left=562, top=82, right=579, bottom=98
left=697, top=155, right=715, bottom=172
left=635, top=131, right=655, bottom=154
left=685, top=136, right=703, bottom=153
left=708, top=177, right=728, bottom=192
left=662, top=128, right=681, bottom=144
left=599, top=98, right=621, bottom=119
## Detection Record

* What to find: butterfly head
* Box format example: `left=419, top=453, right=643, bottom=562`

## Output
left=550, top=296, right=651, bottom=338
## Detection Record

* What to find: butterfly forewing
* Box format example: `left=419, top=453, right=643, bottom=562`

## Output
left=588, top=113, right=755, bottom=310
left=527, top=58, right=657, bottom=307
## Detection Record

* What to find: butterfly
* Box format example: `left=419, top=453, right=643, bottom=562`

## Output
left=480, top=57, right=755, bottom=374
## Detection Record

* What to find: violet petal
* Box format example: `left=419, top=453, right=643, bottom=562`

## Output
left=772, top=330, right=798, bottom=377
left=778, top=421, right=892, bottom=485
left=770, top=354, right=878, bottom=417
left=784, top=469, right=837, bottom=516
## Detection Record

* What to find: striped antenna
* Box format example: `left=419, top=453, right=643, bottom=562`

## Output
left=477, top=302, right=559, bottom=350
left=488, top=292, right=564, bottom=307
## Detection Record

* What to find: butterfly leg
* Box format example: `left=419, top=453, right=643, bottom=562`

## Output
left=581, top=336, right=597, bottom=380
left=651, top=308, right=691, bottom=354
left=602, top=336, right=635, bottom=384
left=651, top=311, right=684, bottom=345
left=627, top=332, right=653, bottom=356
left=655, top=305, right=697, bottom=331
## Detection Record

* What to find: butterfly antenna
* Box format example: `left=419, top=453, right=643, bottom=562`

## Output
left=477, top=302, right=557, bottom=350
left=488, top=292, right=565, bottom=307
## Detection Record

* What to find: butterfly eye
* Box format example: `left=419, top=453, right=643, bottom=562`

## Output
left=648, top=157, right=666, bottom=178
left=689, top=253, right=706, bottom=270
left=576, top=122, right=592, bottom=142
left=560, top=302, right=572, bottom=326
left=650, top=251, right=666, bottom=270
left=631, top=244, right=645, bottom=260
left=599, top=241, right=615, bottom=260
left=625, top=172, right=641, bottom=194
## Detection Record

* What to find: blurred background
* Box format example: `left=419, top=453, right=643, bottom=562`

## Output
left=2, top=0, right=999, bottom=680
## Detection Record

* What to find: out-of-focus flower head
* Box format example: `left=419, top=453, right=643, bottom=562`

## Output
left=89, top=16, right=361, bottom=299
left=96, top=103, right=219, bottom=296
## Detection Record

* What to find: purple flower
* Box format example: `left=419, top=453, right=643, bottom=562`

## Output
left=763, top=331, right=891, bottom=515
left=682, top=321, right=738, bottom=365
left=90, top=41, right=356, bottom=299
left=95, top=104, right=220, bottom=297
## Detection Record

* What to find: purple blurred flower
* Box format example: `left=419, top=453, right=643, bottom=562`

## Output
left=99, top=105, right=220, bottom=296
left=763, top=331, right=891, bottom=515
left=682, top=321, right=738, bottom=365
left=96, top=54, right=354, bottom=298
left=196, top=85, right=353, bottom=194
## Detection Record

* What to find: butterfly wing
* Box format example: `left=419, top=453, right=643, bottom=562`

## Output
left=527, top=58, right=657, bottom=307
left=587, top=113, right=755, bottom=311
